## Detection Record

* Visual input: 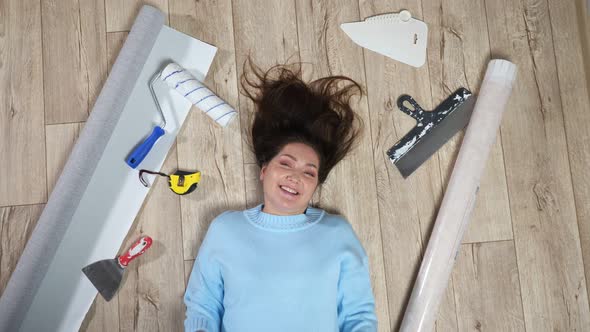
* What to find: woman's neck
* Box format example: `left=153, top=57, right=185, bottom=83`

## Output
left=261, top=204, right=307, bottom=216
left=243, top=204, right=323, bottom=232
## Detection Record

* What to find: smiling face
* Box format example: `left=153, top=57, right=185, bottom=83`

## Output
left=259, top=142, right=320, bottom=215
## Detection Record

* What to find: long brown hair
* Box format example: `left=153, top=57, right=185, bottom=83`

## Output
left=241, top=59, right=363, bottom=184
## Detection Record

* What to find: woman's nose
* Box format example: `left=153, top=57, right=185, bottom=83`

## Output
left=286, top=173, right=300, bottom=183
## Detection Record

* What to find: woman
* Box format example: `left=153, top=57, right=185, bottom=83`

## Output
left=184, top=61, right=377, bottom=332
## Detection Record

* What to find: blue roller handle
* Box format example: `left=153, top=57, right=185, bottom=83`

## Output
left=126, top=126, right=165, bottom=168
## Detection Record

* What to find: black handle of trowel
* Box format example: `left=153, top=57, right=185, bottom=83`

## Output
left=397, top=95, right=425, bottom=120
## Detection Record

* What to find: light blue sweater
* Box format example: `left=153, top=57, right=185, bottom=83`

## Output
left=184, top=204, right=377, bottom=332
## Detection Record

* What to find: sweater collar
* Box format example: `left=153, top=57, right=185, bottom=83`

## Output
left=243, top=204, right=324, bottom=232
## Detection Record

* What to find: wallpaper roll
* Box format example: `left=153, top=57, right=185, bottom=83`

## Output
left=0, top=6, right=165, bottom=332
left=399, top=59, right=517, bottom=332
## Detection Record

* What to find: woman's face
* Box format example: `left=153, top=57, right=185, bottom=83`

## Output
left=260, top=142, right=320, bottom=215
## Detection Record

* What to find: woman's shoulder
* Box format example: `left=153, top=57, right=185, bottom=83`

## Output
left=317, top=210, right=358, bottom=236
left=203, top=209, right=246, bottom=235
left=209, top=209, right=245, bottom=227
left=317, top=208, right=348, bottom=224
left=319, top=211, right=368, bottom=258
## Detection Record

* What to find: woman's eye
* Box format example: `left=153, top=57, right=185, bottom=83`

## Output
left=305, top=172, right=316, bottom=177
left=280, top=162, right=291, bottom=167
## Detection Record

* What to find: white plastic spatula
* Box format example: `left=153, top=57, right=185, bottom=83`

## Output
left=341, top=10, right=428, bottom=68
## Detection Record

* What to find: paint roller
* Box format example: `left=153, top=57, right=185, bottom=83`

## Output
left=399, top=59, right=517, bottom=332
left=126, top=62, right=237, bottom=168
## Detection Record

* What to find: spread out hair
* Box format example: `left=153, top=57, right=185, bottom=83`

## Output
left=241, top=59, right=363, bottom=184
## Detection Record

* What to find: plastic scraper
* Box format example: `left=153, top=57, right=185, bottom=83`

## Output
left=387, top=88, right=476, bottom=178
left=82, top=236, right=152, bottom=301
left=341, top=10, right=428, bottom=67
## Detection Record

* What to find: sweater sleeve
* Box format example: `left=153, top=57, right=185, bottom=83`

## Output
left=184, top=219, right=225, bottom=332
left=337, top=229, right=378, bottom=332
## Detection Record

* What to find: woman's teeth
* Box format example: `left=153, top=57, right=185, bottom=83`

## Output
left=280, top=185, right=298, bottom=195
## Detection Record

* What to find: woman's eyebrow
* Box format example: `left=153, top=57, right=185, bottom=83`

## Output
left=281, top=154, right=318, bottom=169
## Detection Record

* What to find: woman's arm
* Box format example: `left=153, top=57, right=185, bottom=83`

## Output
left=184, top=221, right=225, bottom=332
left=337, top=232, right=378, bottom=332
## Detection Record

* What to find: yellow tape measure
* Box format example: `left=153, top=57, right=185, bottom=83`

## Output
left=139, top=169, right=201, bottom=195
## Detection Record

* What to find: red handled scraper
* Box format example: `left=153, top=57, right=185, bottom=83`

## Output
left=82, top=236, right=153, bottom=301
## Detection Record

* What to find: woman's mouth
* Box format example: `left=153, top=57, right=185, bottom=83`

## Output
left=280, top=185, right=299, bottom=196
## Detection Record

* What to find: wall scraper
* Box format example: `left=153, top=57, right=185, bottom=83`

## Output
left=387, top=88, right=476, bottom=178
left=82, top=236, right=153, bottom=301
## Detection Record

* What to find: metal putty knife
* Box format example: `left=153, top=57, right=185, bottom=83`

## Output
left=82, top=236, right=153, bottom=301
left=387, top=88, right=476, bottom=178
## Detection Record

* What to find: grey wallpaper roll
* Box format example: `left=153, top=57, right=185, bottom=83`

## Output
left=0, top=6, right=165, bottom=331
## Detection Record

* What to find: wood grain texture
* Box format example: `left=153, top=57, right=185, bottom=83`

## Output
left=0, top=0, right=46, bottom=207
left=79, top=295, right=120, bottom=332
left=1, top=0, right=590, bottom=331
left=548, top=0, right=590, bottom=314
left=422, top=0, right=513, bottom=244
left=42, top=0, right=107, bottom=124
left=486, top=0, right=590, bottom=330
left=295, top=0, right=390, bottom=329
left=0, top=204, right=44, bottom=295
left=577, top=0, right=590, bottom=101
left=105, top=0, right=168, bottom=32
left=117, top=147, right=185, bottom=332
left=79, top=0, right=108, bottom=117
left=170, top=0, right=246, bottom=261
left=45, top=122, right=84, bottom=194
left=232, top=0, right=300, bottom=164
left=452, top=241, right=525, bottom=331
left=183, top=260, right=192, bottom=288
left=358, top=0, right=457, bottom=329
left=244, top=163, right=263, bottom=207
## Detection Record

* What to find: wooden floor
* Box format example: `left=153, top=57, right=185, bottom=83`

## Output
left=1, top=0, right=589, bottom=331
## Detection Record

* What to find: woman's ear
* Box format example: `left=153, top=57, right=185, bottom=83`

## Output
left=259, top=165, right=267, bottom=181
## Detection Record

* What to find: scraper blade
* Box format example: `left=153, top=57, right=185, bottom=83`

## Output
left=82, top=259, right=123, bottom=301
left=387, top=88, right=476, bottom=178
